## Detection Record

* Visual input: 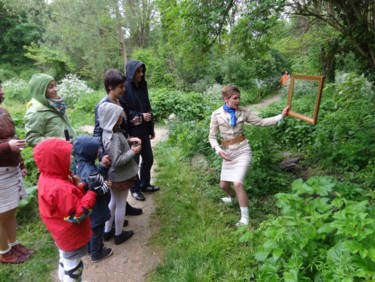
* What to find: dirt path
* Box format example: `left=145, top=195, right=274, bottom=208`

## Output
left=53, top=125, right=168, bottom=282
left=248, top=91, right=283, bottom=114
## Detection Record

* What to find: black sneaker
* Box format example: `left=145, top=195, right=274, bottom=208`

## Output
left=112, top=220, right=128, bottom=229
left=141, top=185, right=160, bottom=192
left=114, top=230, right=134, bottom=245
left=123, top=219, right=129, bottom=227
left=91, top=247, right=113, bottom=263
left=126, top=202, right=143, bottom=216
left=131, top=191, right=145, bottom=201
left=103, top=228, right=115, bottom=242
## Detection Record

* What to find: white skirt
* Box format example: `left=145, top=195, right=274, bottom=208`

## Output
left=0, top=166, right=24, bottom=213
left=220, top=142, right=252, bottom=184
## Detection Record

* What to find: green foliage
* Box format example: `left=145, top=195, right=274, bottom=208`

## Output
left=151, top=143, right=257, bottom=281
left=310, top=73, right=375, bottom=172
left=69, top=90, right=103, bottom=129
left=74, top=90, right=103, bottom=113
left=21, top=146, right=39, bottom=187
left=150, top=88, right=215, bottom=122
left=167, top=119, right=211, bottom=158
left=0, top=197, right=58, bottom=282
left=43, top=0, right=126, bottom=81
left=131, top=48, right=176, bottom=88
left=244, top=124, right=291, bottom=195
left=2, top=78, right=30, bottom=103
left=0, top=1, right=43, bottom=67
left=57, top=74, right=94, bottom=107
left=24, top=43, right=75, bottom=80
left=238, top=176, right=375, bottom=280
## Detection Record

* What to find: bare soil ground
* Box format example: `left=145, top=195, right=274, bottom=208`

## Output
left=248, top=91, right=283, bottom=114
left=52, top=126, right=168, bottom=282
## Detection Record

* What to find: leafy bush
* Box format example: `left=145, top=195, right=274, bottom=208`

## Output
left=2, top=78, right=30, bottom=103
left=202, top=83, right=223, bottom=106
left=238, top=176, right=375, bottom=281
left=167, top=119, right=211, bottom=158
left=150, top=88, right=215, bottom=122
left=244, top=124, right=291, bottom=195
left=0, top=64, right=18, bottom=80
left=74, top=90, right=103, bottom=113
left=58, top=74, right=93, bottom=107
left=310, top=73, right=375, bottom=172
left=131, top=48, right=177, bottom=88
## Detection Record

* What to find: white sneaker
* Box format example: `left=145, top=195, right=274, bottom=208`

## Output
left=221, top=197, right=236, bottom=203
left=236, top=220, right=249, bottom=227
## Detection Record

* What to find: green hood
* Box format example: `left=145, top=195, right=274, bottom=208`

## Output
left=29, top=73, right=55, bottom=107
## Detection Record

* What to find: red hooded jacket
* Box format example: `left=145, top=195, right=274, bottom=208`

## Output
left=33, top=138, right=96, bottom=251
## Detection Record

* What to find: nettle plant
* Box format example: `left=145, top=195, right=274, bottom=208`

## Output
left=238, top=176, right=375, bottom=281
left=58, top=74, right=93, bottom=107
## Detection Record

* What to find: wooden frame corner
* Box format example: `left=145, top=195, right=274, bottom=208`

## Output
left=287, top=74, right=324, bottom=125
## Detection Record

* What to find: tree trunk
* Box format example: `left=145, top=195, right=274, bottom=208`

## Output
left=115, top=3, right=127, bottom=71
left=320, top=39, right=337, bottom=83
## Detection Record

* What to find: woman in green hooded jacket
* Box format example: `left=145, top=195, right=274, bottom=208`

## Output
left=24, top=74, right=76, bottom=147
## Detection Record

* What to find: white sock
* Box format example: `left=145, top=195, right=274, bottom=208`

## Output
left=0, top=246, right=11, bottom=254
left=8, top=241, right=18, bottom=247
left=239, top=207, right=249, bottom=224
left=221, top=196, right=236, bottom=203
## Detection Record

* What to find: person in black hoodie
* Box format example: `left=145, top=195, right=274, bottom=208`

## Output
left=120, top=60, right=160, bottom=201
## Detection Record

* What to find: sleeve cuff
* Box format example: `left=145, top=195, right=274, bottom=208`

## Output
left=275, top=114, right=283, bottom=122
left=214, top=145, right=222, bottom=155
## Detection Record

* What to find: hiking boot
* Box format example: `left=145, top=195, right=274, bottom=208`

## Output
left=0, top=249, right=29, bottom=264
left=12, top=243, right=35, bottom=256
left=91, top=247, right=113, bottom=263
left=114, top=230, right=134, bottom=245
left=126, top=202, right=142, bottom=216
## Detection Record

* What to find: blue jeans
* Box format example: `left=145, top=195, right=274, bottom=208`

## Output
left=89, top=223, right=104, bottom=260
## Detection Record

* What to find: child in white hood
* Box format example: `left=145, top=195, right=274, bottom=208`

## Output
left=98, top=102, right=141, bottom=245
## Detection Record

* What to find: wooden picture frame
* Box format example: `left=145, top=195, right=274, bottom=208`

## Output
left=287, top=74, right=324, bottom=125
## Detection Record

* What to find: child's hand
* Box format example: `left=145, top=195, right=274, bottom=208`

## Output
left=131, top=143, right=142, bottom=154
left=101, top=155, right=111, bottom=166
left=129, top=137, right=142, bottom=145
left=71, top=175, right=82, bottom=187
left=106, top=180, right=112, bottom=188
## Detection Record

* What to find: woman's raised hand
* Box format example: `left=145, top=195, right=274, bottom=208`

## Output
left=8, top=139, right=26, bottom=153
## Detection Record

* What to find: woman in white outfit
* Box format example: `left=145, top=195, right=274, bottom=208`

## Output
left=209, top=85, right=289, bottom=226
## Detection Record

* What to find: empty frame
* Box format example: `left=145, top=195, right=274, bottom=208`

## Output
left=287, top=74, right=324, bottom=125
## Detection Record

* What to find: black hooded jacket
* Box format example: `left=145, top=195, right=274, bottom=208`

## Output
left=120, top=60, right=154, bottom=137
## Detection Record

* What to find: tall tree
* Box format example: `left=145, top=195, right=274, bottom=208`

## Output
left=287, top=0, right=375, bottom=71
left=0, top=1, right=43, bottom=67
left=247, top=0, right=375, bottom=76
left=124, top=0, right=155, bottom=49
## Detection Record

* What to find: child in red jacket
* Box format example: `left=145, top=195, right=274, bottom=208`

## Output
left=33, top=138, right=106, bottom=281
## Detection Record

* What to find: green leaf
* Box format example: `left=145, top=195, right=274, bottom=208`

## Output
left=368, top=248, right=375, bottom=262
left=272, top=248, right=284, bottom=261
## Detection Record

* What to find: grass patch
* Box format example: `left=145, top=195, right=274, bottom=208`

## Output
left=0, top=198, right=58, bottom=282
left=149, top=142, right=276, bottom=281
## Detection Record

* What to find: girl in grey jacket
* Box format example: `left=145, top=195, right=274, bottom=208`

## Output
left=98, top=102, right=141, bottom=245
